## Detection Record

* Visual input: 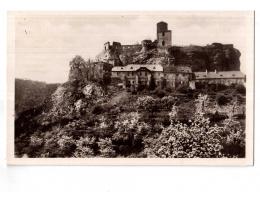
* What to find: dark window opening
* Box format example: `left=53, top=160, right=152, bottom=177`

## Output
left=162, top=41, right=165, bottom=46
left=162, top=32, right=165, bottom=36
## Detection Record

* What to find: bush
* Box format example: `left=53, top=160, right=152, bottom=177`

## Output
left=235, top=84, right=246, bottom=95
left=160, top=96, right=175, bottom=110
left=216, top=94, right=230, bottom=106
left=73, top=136, right=96, bottom=157
left=97, top=138, right=116, bottom=157
left=154, top=88, right=166, bottom=98
left=144, top=115, right=224, bottom=158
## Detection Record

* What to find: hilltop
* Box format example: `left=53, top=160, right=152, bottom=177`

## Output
left=97, top=41, right=241, bottom=72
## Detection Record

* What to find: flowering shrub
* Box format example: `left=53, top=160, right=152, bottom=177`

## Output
left=29, top=134, right=44, bottom=148
left=221, top=118, right=245, bottom=157
left=136, top=96, right=158, bottom=111
left=144, top=115, right=224, bottom=158
left=97, top=138, right=116, bottom=157
left=57, top=135, right=76, bottom=157
left=160, top=96, right=175, bottom=110
left=73, top=136, right=95, bottom=158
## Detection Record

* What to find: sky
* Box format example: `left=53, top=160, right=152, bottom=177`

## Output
left=13, top=11, right=254, bottom=83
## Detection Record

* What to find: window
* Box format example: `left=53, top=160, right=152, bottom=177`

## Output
left=162, top=41, right=165, bottom=46
left=117, top=72, right=119, bottom=76
left=130, top=66, right=133, bottom=69
left=162, top=32, right=165, bottom=36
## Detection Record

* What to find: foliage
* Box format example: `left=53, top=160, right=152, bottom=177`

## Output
left=235, top=84, right=246, bottom=95
left=97, top=138, right=116, bottom=157
left=144, top=114, right=224, bottom=158
left=216, top=94, right=230, bottom=106
left=137, top=96, right=158, bottom=112
left=160, top=96, right=176, bottom=110
left=73, top=136, right=96, bottom=158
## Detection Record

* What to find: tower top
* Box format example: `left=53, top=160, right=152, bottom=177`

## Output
left=157, top=21, right=168, bottom=33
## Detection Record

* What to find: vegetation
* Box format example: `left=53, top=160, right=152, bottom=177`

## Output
left=15, top=76, right=246, bottom=158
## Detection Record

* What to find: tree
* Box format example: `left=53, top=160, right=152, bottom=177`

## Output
left=144, top=114, right=224, bottom=158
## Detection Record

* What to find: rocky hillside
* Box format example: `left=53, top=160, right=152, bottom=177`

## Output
left=102, top=42, right=241, bottom=72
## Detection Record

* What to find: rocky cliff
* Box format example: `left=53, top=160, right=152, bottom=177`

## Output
left=100, top=42, right=241, bottom=72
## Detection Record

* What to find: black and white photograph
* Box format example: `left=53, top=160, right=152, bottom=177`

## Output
left=7, top=11, right=254, bottom=164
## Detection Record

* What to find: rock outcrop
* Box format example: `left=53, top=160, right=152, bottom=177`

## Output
left=118, top=42, right=241, bottom=72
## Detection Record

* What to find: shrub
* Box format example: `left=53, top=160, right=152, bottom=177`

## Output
left=216, top=94, right=230, bottom=106
left=29, top=134, right=44, bottom=148
left=144, top=115, right=224, bottom=158
left=97, top=138, right=116, bottom=157
left=235, top=84, right=246, bottom=95
left=160, top=96, right=175, bottom=110
left=57, top=135, right=76, bottom=156
left=221, top=119, right=245, bottom=157
left=92, top=104, right=104, bottom=115
left=154, top=88, right=166, bottom=98
left=137, top=96, right=158, bottom=111
left=73, top=136, right=96, bottom=158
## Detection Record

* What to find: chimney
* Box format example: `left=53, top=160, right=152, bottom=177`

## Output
left=206, top=69, right=208, bottom=75
left=215, top=69, right=217, bottom=74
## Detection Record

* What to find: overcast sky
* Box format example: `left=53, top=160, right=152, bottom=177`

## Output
left=13, top=11, right=254, bottom=83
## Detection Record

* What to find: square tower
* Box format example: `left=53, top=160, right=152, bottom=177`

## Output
left=157, top=21, right=172, bottom=47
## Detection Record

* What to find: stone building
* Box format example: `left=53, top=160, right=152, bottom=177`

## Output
left=111, top=64, right=164, bottom=89
left=163, top=65, right=194, bottom=89
left=157, top=21, right=172, bottom=47
left=193, top=70, right=246, bottom=88
left=96, top=41, right=123, bottom=66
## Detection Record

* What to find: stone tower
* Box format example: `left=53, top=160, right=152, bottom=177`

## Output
left=157, top=21, right=172, bottom=47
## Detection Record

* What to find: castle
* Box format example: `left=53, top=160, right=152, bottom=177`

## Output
left=94, top=21, right=245, bottom=91
left=157, top=21, right=172, bottom=47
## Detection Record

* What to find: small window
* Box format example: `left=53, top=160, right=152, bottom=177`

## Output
left=162, top=41, right=165, bottom=46
left=162, top=32, right=165, bottom=36
left=121, top=67, right=123, bottom=69
left=220, top=74, right=223, bottom=77
left=130, top=66, right=133, bottom=69
left=232, top=74, right=235, bottom=76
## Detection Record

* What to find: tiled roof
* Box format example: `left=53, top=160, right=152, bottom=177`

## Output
left=194, top=71, right=245, bottom=80
left=164, top=65, right=192, bottom=73
left=112, top=64, right=163, bottom=72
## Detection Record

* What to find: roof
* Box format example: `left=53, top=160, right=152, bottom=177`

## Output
left=194, top=71, right=245, bottom=80
left=112, top=64, right=163, bottom=72
left=164, top=65, right=192, bottom=73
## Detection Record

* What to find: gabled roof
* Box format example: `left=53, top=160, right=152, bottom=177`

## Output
left=194, top=71, right=245, bottom=80
left=112, top=64, right=163, bottom=72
